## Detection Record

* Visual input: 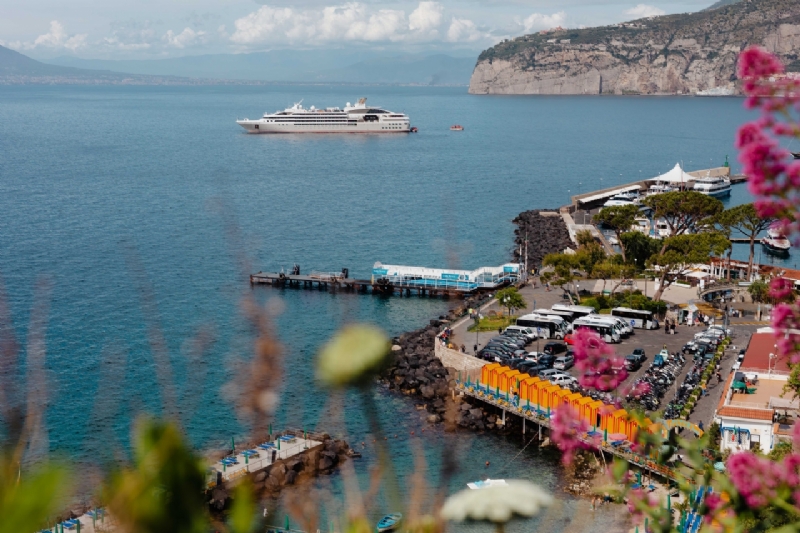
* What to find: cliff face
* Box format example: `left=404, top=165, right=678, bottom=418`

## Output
left=469, top=0, right=800, bottom=95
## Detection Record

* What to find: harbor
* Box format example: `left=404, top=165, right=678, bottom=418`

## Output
left=251, top=262, right=522, bottom=296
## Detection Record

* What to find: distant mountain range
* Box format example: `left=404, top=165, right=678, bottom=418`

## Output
left=1, top=45, right=476, bottom=85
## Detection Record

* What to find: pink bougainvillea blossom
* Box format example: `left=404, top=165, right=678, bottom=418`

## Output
left=727, top=452, right=783, bottom=508
left=571, top=327, right=627, bottom=391
left=769, top=277, right=794, bottom=301
left=549, top=404, right=590, bottom=466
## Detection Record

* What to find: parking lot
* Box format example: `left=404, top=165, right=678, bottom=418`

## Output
left=451, top=282, right=757, bottom=426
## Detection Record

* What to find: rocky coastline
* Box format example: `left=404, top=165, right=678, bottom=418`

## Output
left=512, top=209, right=572, bottom=268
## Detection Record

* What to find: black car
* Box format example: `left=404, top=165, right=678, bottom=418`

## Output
left=542, top=342, right=567, bottom=356
left=508, top=357, right=531, bottom=370
left=537, top=353, right=556, bottom=368
left=624, top=355, right=642, bottom=371
left=518, top=362, right=546, bottom=376
left=631, top=348, right=646, bottom=362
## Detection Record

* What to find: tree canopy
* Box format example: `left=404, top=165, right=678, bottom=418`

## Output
left=620, top=231, right=661, bottom=270
left=495, top=286, right=527, bottom=316
left=594, top=204, right=639, bottom=262
left=648, top=232, right=730, bottom=300
left=716, top=203, right=776, bottom=280
left=642, top=191, right=724, bottom=239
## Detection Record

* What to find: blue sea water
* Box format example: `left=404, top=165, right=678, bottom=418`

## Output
left=0, top=84, right=766, bottom=531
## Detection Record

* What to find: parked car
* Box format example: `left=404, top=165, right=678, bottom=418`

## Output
left=504, top=326, right=537, bottom=342
left=518, top=362, right=546, bottom=376
left=624, top=355, right=642, bottom=371
left=491, top=335, right=526, bottom=348
left=737, top=349, right=746, bottom=362
left=553, top=355, right=575, bottom=371
left=564, top=333, right=575, bottom=345
left=631, top=348, right=646, bottom=362
left=542, top=342, right=567, bottom=355
left=537, top=353, right=557, bottom=368
left=550, top=374, right=579, bottom=387
left=539, top=368, right=568, bottom=380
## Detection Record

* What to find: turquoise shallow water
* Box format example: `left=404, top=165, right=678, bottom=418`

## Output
left=0, top=85, right=763, bottom=531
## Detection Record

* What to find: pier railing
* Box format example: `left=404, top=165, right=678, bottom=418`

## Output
left=454, top=381, right=691, bottom=484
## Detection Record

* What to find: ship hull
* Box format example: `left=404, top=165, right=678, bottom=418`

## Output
left=236, top=120, right=410, bottom=134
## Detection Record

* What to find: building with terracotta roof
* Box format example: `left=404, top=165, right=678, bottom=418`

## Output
left=713, top=332, right=797, bottom=453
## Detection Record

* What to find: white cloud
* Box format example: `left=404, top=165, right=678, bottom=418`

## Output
left=409, top=2, right=443, bottom=35
left=163, top=27, right=206, bottom=48
left=446, top=18, right=483, bottom=42
left=624, top=4, right=666, bottom=19
left=230, top=1, right=481, bottom=46
left=24, top=21, right=88, bottom=51
left=521, top=11, right=566, bottom=34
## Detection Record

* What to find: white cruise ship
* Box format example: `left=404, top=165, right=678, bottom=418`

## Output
left=236, top=98, right=411, bottom=134
left=692, top=176, right=731, bottom=198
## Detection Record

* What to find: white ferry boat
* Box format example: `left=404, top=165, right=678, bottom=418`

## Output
left=692, top=176, right=732, bottom=198
left=236, top=98, right=411, bottom=134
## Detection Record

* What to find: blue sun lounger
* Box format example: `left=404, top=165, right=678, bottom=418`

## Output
left=61, top=519, right=79, bottom=529
left=258, top=442, right=275, bottom=450
left=86, top=509, right=105, bottom=519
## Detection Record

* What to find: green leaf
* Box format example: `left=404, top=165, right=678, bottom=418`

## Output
left=0, top=462, right=73, bottom=533
left=229, top=481, right=256, bottom=533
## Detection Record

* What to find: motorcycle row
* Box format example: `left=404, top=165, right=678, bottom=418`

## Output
left=627, top=351, right=688, bottom=413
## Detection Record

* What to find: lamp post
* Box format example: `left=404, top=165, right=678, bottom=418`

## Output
left=769, top=352, right=776, bottom=377
left=473, top=314, right=480, bottom=355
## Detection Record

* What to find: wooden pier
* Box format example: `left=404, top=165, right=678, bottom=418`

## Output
left=250, top=271, right=488, bottom=297
left=455, top=381, right=689, bottom=484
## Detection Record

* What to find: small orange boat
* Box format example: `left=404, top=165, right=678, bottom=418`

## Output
left=450, top=124, right=464, bottom=131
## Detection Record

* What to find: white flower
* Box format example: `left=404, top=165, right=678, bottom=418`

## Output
left=441, top=480, right=553, bottom=523
left=316, top=324, right=390, bottom=387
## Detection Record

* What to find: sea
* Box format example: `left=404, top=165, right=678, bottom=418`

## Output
left=0, top=84, right=772, bottom=531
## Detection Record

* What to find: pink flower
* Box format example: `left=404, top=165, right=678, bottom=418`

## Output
left=738, top=46, right=784, bottom=81
left=549, top=404, right=591, bottom=466
left=770, top=277, right=794, bottom=301
left=571, top=327, right=626, bottom=391
left=702, top=493, right=724, bottom=525
left=727, top=452, right=782, bottom=508
left=627, top=488, right=660, bottom=522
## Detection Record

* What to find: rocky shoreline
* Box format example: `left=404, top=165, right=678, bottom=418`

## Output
left=512, top=209, right=572, bottom=269
left=208, top=435, right=353, bottom=511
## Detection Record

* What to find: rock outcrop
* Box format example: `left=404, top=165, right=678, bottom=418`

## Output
left=512, top=210, right=572, bottom=268
left=469, top=0, right=800, bottom=95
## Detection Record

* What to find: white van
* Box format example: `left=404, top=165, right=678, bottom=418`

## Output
left=504, top=326, right=538, bottom=342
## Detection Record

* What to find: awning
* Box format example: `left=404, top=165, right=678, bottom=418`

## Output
left=648, top=163, right=696, bottom=184
left=578, top=185, right=642, bottom=205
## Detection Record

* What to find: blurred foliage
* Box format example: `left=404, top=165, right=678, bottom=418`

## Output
left=0, top=456, right=72, bottom=533
left=102, top=418, right=209, bottom=533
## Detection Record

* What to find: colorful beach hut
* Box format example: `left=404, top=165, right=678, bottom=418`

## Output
left=499, top=369, right=522, bottom=394
left=480, top=363, right=500, bottom=388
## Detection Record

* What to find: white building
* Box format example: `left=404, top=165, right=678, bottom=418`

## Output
left=714, top=332, right=797, bottom=453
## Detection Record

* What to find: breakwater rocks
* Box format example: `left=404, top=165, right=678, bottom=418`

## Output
left=513, top=210, right=572, bottom=268
left=383, top=294, right=490, bottom=424
left=208, top=436, right=352, bottom=510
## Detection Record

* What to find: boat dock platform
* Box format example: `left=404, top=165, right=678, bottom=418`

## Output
left=455, top=381, right=688, bottom=484
left=250, top=262, right=522, bottom=296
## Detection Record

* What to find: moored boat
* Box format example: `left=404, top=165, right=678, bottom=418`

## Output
left=376, top=513, right=403, bottom=532
left=450, top=124, right=464, bottom=131
left=761, top=227, right=791, bottom=255
left=467, top=478, right=508, bottom=490
left=692, top=176, right=732, bottom=198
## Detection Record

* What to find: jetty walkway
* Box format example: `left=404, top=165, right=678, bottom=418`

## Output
left=208, top=429, right=323, bottom=487
left=454, top=380, right=688, bottom=484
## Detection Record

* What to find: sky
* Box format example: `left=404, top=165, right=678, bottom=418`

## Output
left=1, top=0, right=721, bottom=60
